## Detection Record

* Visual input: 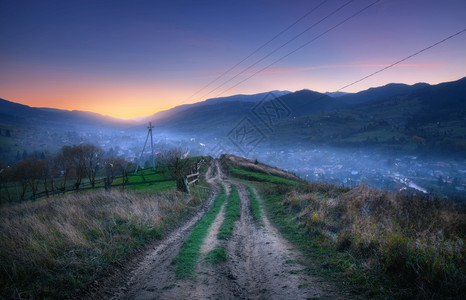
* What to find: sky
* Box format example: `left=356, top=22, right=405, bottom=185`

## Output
left=1, top=0, right=465, bottom=119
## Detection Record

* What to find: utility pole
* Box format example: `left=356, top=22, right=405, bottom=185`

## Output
left=134, top=122, right=155, bottom=174
left=150, top=122, right=155, bottom=170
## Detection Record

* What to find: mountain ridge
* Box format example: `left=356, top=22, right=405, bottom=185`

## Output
left=136, top=90, right=291, bottom=124
left=0, top=98, right=132, bottom=128
left=1, top=77, right=464, bottom=139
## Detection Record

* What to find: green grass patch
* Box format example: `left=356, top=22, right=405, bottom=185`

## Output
left=0, top=167, right=176, bottom=203
left=173, top=189, right=226, bottom=279
left=127, top=180, right=176, bottom=192
left=205, top=247, right=227, bottom=264
left=247, top=186, right=262, bottom=225
left=218, top=186, right=241, bottom=240
left=230, top=167, right=299, bottom=186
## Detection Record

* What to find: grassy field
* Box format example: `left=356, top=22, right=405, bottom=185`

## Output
left=0, top=167, right=176, bottom=204
left=0, top=158, right=211, bottom=299
left=229, top=164, right=466, bottom=299
left=0, top=189, right=205, bottom=299
left=230, top=167, right=299, bottom=186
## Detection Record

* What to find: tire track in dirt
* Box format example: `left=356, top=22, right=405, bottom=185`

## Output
left=106, top=159, right=342, bottom=299
left=110, top=160, right=223, bottom=300
left=224, top=181, right=341, bottom=299
left=161, top=178, right=237, bottom=299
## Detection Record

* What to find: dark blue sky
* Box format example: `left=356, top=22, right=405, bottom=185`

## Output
left=1, top=0, right=465, bottom=118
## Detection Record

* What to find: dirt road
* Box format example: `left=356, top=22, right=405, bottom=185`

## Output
left=105, top=159, right=342, bottom=299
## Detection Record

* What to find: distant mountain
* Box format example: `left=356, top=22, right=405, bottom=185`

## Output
left=149, top=101, right=256, bottom=135
left=278, top=89, right=346, bottom=117
left=144, top=89, right=345, bottom=135
left=268, top=77, right=466, bottom=154
left=146, top=81, right=445, bottom=135
left=0, top=98, right=132, bottom=128
left=137, top=90, right=291, bottom=124
left=325, top=91, right=350, bottom=98
left=2, top=77, right=464, bottom=158
left=136, top=76, right=465, bottom=155
left=339, top=82, right=430, bottom=105
left=404, top=76, right=466, bottom=126
left=200, top=90, right=291, bottom=105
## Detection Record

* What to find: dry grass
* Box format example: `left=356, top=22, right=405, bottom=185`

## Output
left=0, top=189, right=199, bottom=299
left=284, top=184, right=465, bottom=297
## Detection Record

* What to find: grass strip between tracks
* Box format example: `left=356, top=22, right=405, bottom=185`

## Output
left=217, top=186, right=240, bottom=240
left=247, top=186, right=262, bottom=225
left=205, top=247, right=227, bottom=264
left=173, top=188, right=226, bottom=278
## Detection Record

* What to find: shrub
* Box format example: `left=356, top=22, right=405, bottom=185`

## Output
left=282, top=184, right=465, bottom=297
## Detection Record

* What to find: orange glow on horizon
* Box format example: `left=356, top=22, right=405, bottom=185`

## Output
left=1, top=58, right=464, bottom=119
left=0, top=75, right=198, bottom=119
left=2, top=92, right=187, bottom=119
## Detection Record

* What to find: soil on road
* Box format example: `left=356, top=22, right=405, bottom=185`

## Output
left=93, top=159, right=342, bottom=299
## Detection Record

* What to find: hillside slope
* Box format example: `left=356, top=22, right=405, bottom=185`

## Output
left=0, top=98, right=131, bottom=128
left=221, top=155, right=465, bottom=298
left=268, top=77, right=466, bottom=154
left=142, top=77, right=465, bottom=156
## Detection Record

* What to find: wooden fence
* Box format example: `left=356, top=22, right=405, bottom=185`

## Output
left=0, top=168, right=167, bottom=202
left=183, top=159, right=205, bottom=193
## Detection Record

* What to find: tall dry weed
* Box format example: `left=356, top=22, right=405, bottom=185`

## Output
left=287, top=183, right=465, bottom=297
left=0, top=189, right=198, bottom=298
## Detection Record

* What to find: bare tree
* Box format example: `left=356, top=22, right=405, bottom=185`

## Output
left=12, top=159, right=30, bottom=200
left=159, top=148, right=191, bottom=192
left=72, top=145, right=87, bottom=190
left=0, top=162, right=12, bottom=202
left=54, top=146, right=75, bottom=193
left=54, top=144, right=104, bottom=191
left=104, top=157, right=131, bottom=182
left=28, top=159, right=49, bottom=199
left=38, top=160, right=50, bottom=197
left=103, top=156, right=133, bottom=190
left=118, top=158, right=133, bottom=184
left=81, top=144, right=104, bottom=188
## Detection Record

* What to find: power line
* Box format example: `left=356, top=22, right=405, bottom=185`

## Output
left=197, top=0, right=356, bottom=102
left=182, top=0, right=330, bottom=103
left=215, top=0, right=381, bottom=98
left=287, top=28, right=466, bottom=114
left=337, top=28, right=466, bottom=92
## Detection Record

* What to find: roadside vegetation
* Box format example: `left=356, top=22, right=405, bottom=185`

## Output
left=0, top=145, right=211, bottom=299
left=226, top=158, right=465, bottom=299
left=0, top=145, right=207, bottom=203
left=0, top=189, right=207, bottom=299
